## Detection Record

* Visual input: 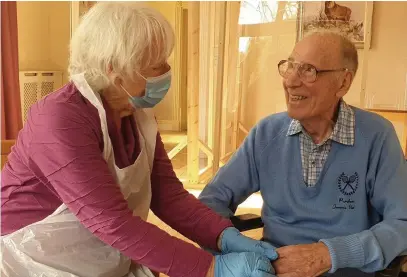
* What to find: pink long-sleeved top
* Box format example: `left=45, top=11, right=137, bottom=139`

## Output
left=1, top=82, right=232, bottom=277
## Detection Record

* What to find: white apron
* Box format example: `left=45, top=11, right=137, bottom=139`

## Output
left=1, top=73, right=157, bottom=277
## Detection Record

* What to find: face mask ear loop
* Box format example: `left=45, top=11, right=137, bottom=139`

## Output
left=136, top=71, right=147, bottom=81
left=120, top=84, right=133, bottom=98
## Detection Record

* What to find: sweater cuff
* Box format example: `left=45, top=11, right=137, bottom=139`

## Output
left=320, top=234, right=365, bottom=273
left=207, top=219, right=234, bottom=251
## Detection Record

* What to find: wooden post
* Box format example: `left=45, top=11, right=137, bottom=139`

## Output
left=221, top=1, right=241, bottom=159
left=211, top=2, right=227, bottom=175
left=173, top=1, right=183, bottom=131
left=70, top=2, right=80, bottom=38
left=198, top=2, right=213, bottom=170
left=405, top=117, right=407, bottom=158
left=359, top=2, right=374, bottom=108
left=187, top=1, right=200, bottom=184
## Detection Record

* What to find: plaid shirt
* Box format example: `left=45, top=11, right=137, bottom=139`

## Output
left=287, top=101, right=355, bottom=187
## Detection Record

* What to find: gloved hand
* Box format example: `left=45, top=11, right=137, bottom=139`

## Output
left=215, top=252, right=276, bottom=277
left=220, top=227, right=278, bottom=261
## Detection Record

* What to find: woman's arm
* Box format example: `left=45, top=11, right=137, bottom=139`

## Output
left=150, top=132, right=233, bottom=251
left=28, top=100, right=213, bottom=277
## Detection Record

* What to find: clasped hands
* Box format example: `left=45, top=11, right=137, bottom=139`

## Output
left=213, top=227, right=331, bottom=277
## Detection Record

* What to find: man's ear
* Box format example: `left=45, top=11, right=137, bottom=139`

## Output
left=336, top=71, right=353, bottom=98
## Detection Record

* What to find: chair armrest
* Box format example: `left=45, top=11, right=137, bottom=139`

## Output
left=375, top=256, right=407, bottom=277
left=230, top=213, right=264, bottom=232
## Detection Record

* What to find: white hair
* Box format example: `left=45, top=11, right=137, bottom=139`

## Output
left=68, top=2, right=175, bottom=91
left=302, top=29, right=358, bottom=74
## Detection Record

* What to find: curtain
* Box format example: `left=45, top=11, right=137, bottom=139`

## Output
left=1, top=1, right=22, bottom=140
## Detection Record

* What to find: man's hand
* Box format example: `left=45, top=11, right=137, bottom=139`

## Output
left=272, top=242, right=331, bottom=277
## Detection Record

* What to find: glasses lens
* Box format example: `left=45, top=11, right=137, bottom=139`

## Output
left=278, top=60, right=294, bottom=78
left=278, top=61, right=318, bottom=83
left=299, top=64, right=317, bottom=82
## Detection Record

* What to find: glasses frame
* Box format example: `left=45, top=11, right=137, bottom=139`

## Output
left=277, top=60, right=348, bottom=83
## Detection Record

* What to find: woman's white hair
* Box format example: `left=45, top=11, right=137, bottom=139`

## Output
left=68, top=2, right=174, bottom=91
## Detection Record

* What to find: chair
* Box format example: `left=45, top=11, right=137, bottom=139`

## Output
left=1, top=140, right=15, bottom=169
left=231, top=213, right=407, bottom=277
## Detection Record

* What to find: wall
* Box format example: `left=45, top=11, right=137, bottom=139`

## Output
left=238, top=2, right=407, bottom=152
left=372, top=111, right=407, bottom=154
left=17, top=1, right=183, bottom=130
left=364, top=1, right=407, bottom=110
left=17, top=1, right=71, bottom=84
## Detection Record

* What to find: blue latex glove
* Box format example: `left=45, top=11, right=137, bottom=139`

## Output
left=220, top=227, right=278, bottom=260
left=215, top=252, right=276, bottom=277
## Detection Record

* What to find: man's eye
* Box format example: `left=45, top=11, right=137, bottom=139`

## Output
left=303, top=65, right=313, bottom=72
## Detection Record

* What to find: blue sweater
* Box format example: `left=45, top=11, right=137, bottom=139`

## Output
left=199, top=108, right=407, bottom=276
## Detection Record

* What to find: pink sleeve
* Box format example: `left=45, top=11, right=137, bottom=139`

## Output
left=150, top=133, right=233, bottom=250
left=28, top=103, right=213, bottom=277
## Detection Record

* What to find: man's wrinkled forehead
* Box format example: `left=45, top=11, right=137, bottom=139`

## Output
left=290, top=35, right=343, bottom=68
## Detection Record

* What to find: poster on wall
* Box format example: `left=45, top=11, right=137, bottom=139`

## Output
left=296, top=1, right=373, bottom=48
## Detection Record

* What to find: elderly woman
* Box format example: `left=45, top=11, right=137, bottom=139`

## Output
left=1, top=2, right=278, bottom=277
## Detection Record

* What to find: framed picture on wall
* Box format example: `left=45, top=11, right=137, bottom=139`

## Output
left=296, top=1, right=374, bottom=49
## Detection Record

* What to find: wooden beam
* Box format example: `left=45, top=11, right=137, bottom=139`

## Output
left=167, top=138, right=188, bottom=160
left=238, top=122, right=250, bottom=135
left=405, top=116, right=407, bottom=159
left=220, top=151, right=234, bottom=166
left=233, top=54, right=245, bottom=149
left=360, top=2, right=374, bottom=108
left=405, top=132, right=407, bottom=159
left=199, top=165, right=215, bottom=184
left=205, top=1, right=215, bottom=149
left=70, top=2, right=80, bottom=38
left=221, top=1, right=241, bottom=158
left=172, top=1, right=183, bottom=131
left=187, top=1, right=200, bottom=184
left=198, top=139, right=214, bottom=160
left=161, top=131, right=187, bottom=144
left=197, top=2, right=212, bottom=149
left=211, top=1, right=227, bottom=175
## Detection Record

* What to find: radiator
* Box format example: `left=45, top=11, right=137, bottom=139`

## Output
left=19, top=71, right=63, bottom=123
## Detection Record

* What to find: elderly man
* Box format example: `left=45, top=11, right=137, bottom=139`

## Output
left=199, top=31, right=407, bottom=277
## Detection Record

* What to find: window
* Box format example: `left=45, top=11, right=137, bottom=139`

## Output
left=238, top=0, right=278, bottom=25
left=238, top=1, right=299, bottom=53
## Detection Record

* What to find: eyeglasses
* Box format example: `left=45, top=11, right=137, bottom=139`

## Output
left=277, top=60, right=348, bottom=83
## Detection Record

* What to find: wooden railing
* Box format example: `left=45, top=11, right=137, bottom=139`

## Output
left=1, top=140, right=15, bottom=169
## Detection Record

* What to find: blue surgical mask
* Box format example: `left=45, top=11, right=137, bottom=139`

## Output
left=121, top=70, right=171, bottom=109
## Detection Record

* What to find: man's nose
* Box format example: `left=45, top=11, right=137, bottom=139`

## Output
left=284, top=69, right=302, bottom=87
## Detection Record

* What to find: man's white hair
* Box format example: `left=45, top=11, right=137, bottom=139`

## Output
left=302, top=29, right=358, bottom=74
left=68, top=2, right=174, bottom=91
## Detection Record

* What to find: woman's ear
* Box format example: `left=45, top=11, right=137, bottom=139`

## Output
left=106, top=63, right=120, bottom=85
left=107, top=69, right=123, bottom=88
left=113, top=76, right=123, bottom=87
